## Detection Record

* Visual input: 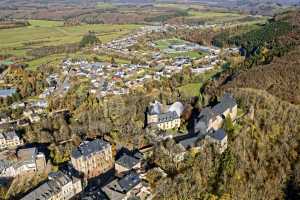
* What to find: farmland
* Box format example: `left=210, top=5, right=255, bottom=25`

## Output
left=0, top=20, right=141, bottom=56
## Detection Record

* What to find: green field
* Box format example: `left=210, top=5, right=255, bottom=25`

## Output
left=96, top=2, right=116, bottom=9
left=0, top=21, right=141, bottom=56
left=155, top=38, right=186, bottom=50
left=29, top=20, right=64, bottom=27
left=178, top=83, right=202, bottom=97
left=186, top=11, right=246, bottom=23
left=155, top=38, right=206, bottom=59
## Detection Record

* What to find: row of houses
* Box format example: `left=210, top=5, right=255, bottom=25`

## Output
left=18, top=138, right=151, bottom=200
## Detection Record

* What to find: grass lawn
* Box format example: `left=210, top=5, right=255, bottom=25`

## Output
left=169, top=51, right=207, bottom=59
left=28, top=20, right=64, bottom=27
left=186, top=11, right=246, bottom=23
left=178, top=83, right=202, bottom=97
left=155, top=38, right=185, bottom=50
left=96, top=2, right=116, bottom=9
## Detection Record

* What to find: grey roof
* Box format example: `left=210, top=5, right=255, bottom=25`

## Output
left=21, top=171, right=73, bottom=200
left=210, top=129, right=227, bottom=141
left=178, top=135, right=202, bottom=149
left=71, top=139, right=110, bottom=159
left=0, top=160, right=13, bottom=173
left=158, top=111, right=179, bottom=123
left=196, top=107, right=217, bottom=124
left=149, top=101, right=162, bottom=115
left=118, top=171, right=140, bottom=193
left=0, top=88, right=16, bottom=97
left=212, top=93, right=237, bottom=115
left=21, top=180, right=61, bottom=200
left=48, top=171, right=72, bottom=186
left=116, top=154, right=140, bottom=170
left=102, top=179, right=126, bottom=200
left=3, top=131, right=18, bottom=140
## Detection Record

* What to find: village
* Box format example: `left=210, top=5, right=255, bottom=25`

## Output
left=0, top=85, right=239, bottom=200
left=0, top=22, right=241, bottom=200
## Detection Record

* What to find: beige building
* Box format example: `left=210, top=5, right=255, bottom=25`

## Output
left=0, top=147, right=46, bottom=178
left=194, top=93, right=237, bottom=134
left=0, top=131, right=23, bottom=150
left=205, top=129, right=228, bottom=154
left=147, top=101, right=184, bottom=130
left=71, top=139, right=113, bottom=179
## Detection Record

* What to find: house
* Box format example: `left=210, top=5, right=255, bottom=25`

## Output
left=194, top=93, right=237, bottom=134
left=0, top=160, right=15, bottom=177
left=71, top=139, right=114, bottom=179
left=102, top=171, right=150, bottom=200
left=0, top=147, right=46, bottom=178
left=147, top=101, right=184, bottom=130
left=21, top=171, right=82, bottom=200
left=115, top=154, right=141, bottom=175
left=0, top=131, right=23, bottom=150
left=205, top=129, right=228, bottom=154
left=16, top=147, right=46, bottom=174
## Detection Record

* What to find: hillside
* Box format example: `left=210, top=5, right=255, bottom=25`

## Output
left=150, top=10, right=300, bottom=200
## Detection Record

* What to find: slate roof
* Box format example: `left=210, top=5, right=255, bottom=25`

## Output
left=118, top=171, right=141, bottom=193
left=21, top=180, right=60, bottom=200
left=71, top=139, right=110, bottom=159
left=210, top=129, right=227, bottom=141
left=158, top=111, right=179, bottom=123
left=212, top=93, right=237, bottom=115
left=21, top=171, right=73, bottom=200
left=116, top=154, right=140, bottom=169
left=0, top=160, right=13, bottom=173
left=178, top=135, right=202, bottom=149
left=3, top=131, right=19, bottom=140
left=196, top=107, right=217, bottom=124
left=148, top=101, right=162, bottom=115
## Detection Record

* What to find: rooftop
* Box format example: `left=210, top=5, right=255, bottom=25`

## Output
left=212, top=93, right=237, bottom=115
left=71, top=139, right=111, bottom=159
left=210, top=129, right=227, bottom=141
left=118, top=171, right=141, bottom=193
left=3, top=131, right=19, bottom=140
left=158, top=111, right=179, bottom=123
left=116, top=154, right=140, bottom=170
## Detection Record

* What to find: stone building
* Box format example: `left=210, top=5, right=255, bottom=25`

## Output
left=194, top=93, right=237, bottom=134
left=102, top=171, right=151, bottom=200
left=0, top=131, right=23, bottom=150
left=205, top=128, right=228, bottom=154
left=71, top=139, right=113, bottom=179
left=21, top=171, right=82, bottom=200
left=0, top=147, right=46, bottom=178
left=147, top=101, right=184, bottom=130
left=115, top=154, right=141, bottom=176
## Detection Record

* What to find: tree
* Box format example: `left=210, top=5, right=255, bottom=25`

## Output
left=79, top=31, right=100, bottom=47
